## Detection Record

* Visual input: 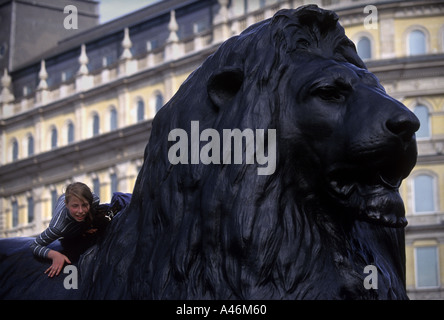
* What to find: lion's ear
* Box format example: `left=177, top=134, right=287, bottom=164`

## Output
left=207, top=68, right=244, bottom=109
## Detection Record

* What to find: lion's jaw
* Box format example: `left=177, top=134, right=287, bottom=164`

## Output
left=291, top=61, right=419, bottom=228
left=325, top=161, right=410, bottom=227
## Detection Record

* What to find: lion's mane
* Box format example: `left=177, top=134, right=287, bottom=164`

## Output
left=82, top=5, right=409, bottom=299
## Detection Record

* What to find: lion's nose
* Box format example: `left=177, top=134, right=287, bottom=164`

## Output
left=386, top=110, right=420, bottom=143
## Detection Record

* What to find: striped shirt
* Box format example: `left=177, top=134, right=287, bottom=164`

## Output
left=30, top=193, right=100, bottom=258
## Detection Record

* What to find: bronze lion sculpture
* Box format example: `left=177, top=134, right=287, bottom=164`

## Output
left=0, top=5, right=419, bottom=300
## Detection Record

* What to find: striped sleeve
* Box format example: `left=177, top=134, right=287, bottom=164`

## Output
left=30, top=226, right=63, bottom=258
left=30, top=195, right=66, bottom=259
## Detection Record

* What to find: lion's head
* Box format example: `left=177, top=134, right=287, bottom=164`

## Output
left=83, top=5, right=418, bottom=300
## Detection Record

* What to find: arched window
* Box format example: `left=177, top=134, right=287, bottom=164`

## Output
left=409, top=30, right=426, bottom=56
left=110, top=108, right=118, bottom=131
left=51, top=127, right=58, bottom=149
left=413, top=105, right=430, bottom=139
left=137, top=99, right=145, bottom=122
left=67, top=122, right=75, bottom=144
left=27, top=135, right=34, bottom=156
left=11, top=139, right=19, bottom=161
left=357, top=36, right=372, bottom=60
left=155, top=93, right=164, bottom=112
left=93, top=113, right=100, bottom=136
left=413, top=174, right=436, bottom=213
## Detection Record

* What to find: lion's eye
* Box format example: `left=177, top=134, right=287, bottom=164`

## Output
left=312, top=86, right=345, bottom=102
left=297, top=39, right=310, bottom=48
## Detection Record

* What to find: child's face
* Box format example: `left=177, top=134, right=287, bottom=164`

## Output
left=66, top=196, right=90, bottom=222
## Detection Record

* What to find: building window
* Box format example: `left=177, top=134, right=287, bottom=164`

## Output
left=28, top=135, right=34, bottom=156
left=408, top=30, right=426, bottom=56
left=413, top=105, right=430, bottom=139
left=67, top=122, right=75, bottom=144
left=137, top=99, right=145, bottom=122
left=11, top=139, right=19, bottom=161
left=102, top=54, right=115, bottom=68
left=147, top=39, right=159, bottom=51
left=51, top=127, right=58, bottom=149
left=93, top=114, right=100, bottom=136
left=27, top=196, right=34, bottom=223
left=110, top=108, right=118, bottom=131
left=155, top=93, right=164, bottom=112
left=0, top=42, right=7, bottom=59
left=110, top=173, right=118, bottom=196
left=93, top=177, right=100, bottom=197
left=11, top=200, right=18, bottom=228
left=51, top=189, right=58, bottom=212
left=413, top=174, right=436, bottom=213
left=357, top=36, right=372, bottom=60
left=415, top=246, right=440, bottom=288
left=193, top=20, right=209, bottom=34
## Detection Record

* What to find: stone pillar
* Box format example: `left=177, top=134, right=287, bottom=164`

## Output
left=213, top=0, right=231, bottom=43
left=74, top=101, right=84, bottom=141
left=117, top=86, right=129, bottom=126
left=36, top=60, right=49, bottom=105
left=165, top=10, right=182, bottom=61
left=76, top=44, right=93, bottom=92
left=119, top=28, right=137, bottom=76
left=379, top=13, right=395, bottom=59
left=33, top=112, right=43, bottom=154
left=121, top=27, right=133, bottom=60
left=0, top=68, right=14, bottom=118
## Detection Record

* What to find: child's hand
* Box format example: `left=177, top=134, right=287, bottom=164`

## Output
left=45, top=250, right=71, bottom=277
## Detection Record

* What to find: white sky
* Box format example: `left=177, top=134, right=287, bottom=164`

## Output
left=98, top=0, right=161, bottom=23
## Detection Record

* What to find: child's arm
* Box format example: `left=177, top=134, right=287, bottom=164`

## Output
left=30, top=195, right=72, bottom=277
left=30, top=225, right=62, bottom=259
left=30, top=226, right=71, bottom=277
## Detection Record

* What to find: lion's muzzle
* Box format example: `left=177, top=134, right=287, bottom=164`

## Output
left=314, top=63, right=420, bottom=227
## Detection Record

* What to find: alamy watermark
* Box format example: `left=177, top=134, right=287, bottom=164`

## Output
left=167, top=121, right=277, bottom=176
left=363, top=264, right=378, bottom=290
left=364, top=5, right=378, bottom=30
left=61, top=263, right=378, bottom=291
left=64, top=4, right=379, bottom=31
left=63, top=265, right=78, bottom=290
left=64, top=5, right=78, bottom=30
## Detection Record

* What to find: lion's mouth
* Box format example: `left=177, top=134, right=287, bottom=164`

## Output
left=327, top=166, right=402, bottom=198
left=326, top=164, right=407, bottom=227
